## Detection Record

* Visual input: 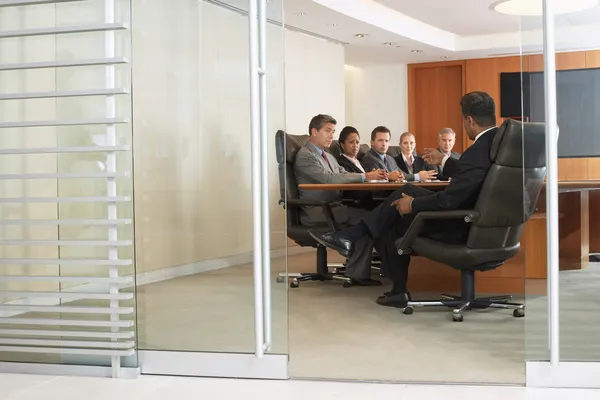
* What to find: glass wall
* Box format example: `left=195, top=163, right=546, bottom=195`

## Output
left=132, top=0, right=288, bottom=377
left=0, top=0, right=136, bottom=374
left=523, top=2, right=600, bottom=387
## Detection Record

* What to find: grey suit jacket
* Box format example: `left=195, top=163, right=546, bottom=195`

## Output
left=434, top=147, right=461, bottom=177
left=360, top=148, right=401, bottom=175
left=294, top=142, right=364, bottom=225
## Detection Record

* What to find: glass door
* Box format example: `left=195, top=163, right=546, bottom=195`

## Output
left=131, top=0, right=288, bottom=378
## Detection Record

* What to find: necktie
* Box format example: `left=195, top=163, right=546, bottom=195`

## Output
left=322, top=152, right=332, bottom=170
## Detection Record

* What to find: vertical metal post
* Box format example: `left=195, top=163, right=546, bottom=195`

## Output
left=248, top=0, right=265, bottom=358
left=105, top=0, right=120, bottom=377
left=542, top=0, right=560, bottom=366
left=257, top=0, right=271, bottom=352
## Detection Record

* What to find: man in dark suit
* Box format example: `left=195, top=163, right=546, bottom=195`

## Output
left=360, top=126, right=404, bottom=182
left=434, top=127, right=461, bottom=179
left=294, top=115, right=386, bottom=285
left=309, top=92, right=499, bottom=307
left=394, top=132, right=437, bottom=182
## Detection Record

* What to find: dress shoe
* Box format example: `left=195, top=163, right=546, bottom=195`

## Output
left=376, top=292, right=411, bottom=308
left=309, top=231, right=354, bottom=258
left=350, top=278, right=382, bottom=287
left=379, top=291, right=412, bottom=300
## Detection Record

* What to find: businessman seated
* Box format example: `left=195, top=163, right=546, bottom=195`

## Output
left=360, top=126, right=403, bottom=182
left=434, top=127, right=461, bottom=180
left=294, top=114, right=387, bottom=286
left=309, top=91, right=499, bottom=307
left=394, top=132, right=437, bottom=182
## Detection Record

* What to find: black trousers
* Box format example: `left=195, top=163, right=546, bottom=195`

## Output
left=365, top=185, right=435, bottom=292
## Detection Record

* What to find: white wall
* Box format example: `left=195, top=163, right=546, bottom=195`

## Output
left=132, top=1, right=347, bottom=273
left=285, top=31, right=346, bottom=135
left=344, top=64, right=408, bottom=144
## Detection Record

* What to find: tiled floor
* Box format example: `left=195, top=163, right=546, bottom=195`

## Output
left=0, top=373, right=599, bottom=400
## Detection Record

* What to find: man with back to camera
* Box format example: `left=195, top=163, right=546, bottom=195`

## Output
left=294, top=114, right=387, bottom=286
left=360, top=126, right=404, bottom=182
left=434, top=127, right=461, bottom=179
left=309, top=92, right=499, bottom=307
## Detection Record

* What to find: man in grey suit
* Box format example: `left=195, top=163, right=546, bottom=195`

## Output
left=294, top=114, right=386, bottom=286
left=360, top=126, right=404, bottom=182
left=434, top=127, right=461, bottom=178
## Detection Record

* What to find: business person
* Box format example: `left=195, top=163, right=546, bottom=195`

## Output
left=394, top=132, right=437, bottom=182
left=294, top=114, right=386, bottom=286
left=309, top=92, right=499, bottom=307
left=434, top=128, right=461, bottom=179
left=360, top=126, right=403, bottom=182
left=336, top=126, right=381, bottom=210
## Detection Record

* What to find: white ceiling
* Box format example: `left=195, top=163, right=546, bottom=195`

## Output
left=216, top=0, right=600, bottom=66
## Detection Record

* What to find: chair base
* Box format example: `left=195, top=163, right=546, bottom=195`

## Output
left=402, top=294, right=525, bottom=322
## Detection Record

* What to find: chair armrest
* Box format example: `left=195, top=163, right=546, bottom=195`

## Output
left=283, top=198, right=343, bottom=231
left=395, top=210, right=480, bottom=255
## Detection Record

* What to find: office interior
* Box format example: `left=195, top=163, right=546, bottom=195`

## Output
left=0, top=0, right=599, bottom=388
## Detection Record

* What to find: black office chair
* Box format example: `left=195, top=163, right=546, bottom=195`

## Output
left=394, top=119, right=546, bottom=321
left=275, top=131, right=352, bottom=288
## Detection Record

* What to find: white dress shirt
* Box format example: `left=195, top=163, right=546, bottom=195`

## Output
left=401, top=153, right=421, bottom=182
left=342, top=154, right=365, bottom=173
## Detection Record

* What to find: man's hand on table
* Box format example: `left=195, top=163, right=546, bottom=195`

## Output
left=391, top=193, right=413, bottom=215
left=422, top=148, right=444, bottom=166
left=388, top=170, right=403, bottom=182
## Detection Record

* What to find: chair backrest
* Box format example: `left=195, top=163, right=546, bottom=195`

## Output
left=466, top=119, right=546, bottom=249
left=275, top=130, right=308, bottom=227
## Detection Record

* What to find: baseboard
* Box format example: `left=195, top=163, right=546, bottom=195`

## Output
left=0, top=246, right=312, bottom=317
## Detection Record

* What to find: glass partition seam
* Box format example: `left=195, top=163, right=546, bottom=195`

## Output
left=542, top=0, right=560, bottom=366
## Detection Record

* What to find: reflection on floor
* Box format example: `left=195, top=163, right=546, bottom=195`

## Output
left=137, top=251, right=526, bottom=384
left=2, top=251, right=600, bottom=385
left=2, top=373, right=600, bottom=400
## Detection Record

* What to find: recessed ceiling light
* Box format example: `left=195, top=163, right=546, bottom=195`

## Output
left=326, top=23, right=338, bottom=27
left=490, top=0, right=598, bottom=16
left=440, top=56, right=451, bottom=59
left=294, top=12, right=306, bottom=16
left=411, top=50, right=423, bottom=53
left=383, top=42, right=394, bottom=46
left=355, top=33, right=368, bottom=38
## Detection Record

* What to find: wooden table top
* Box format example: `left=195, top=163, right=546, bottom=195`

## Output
left=298, top=180, right=600, bottom=191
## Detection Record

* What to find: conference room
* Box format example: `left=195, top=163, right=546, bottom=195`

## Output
left=0, top=0, right=599, bottom=389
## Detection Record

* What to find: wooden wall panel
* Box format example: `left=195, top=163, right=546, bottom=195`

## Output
left=463, top=56, right=523, bottom=150
left=527, top=52, right=586, bottom=72
left=408, top=63, right=464, bottom=152
left=586, top=50, right=600, bottom=68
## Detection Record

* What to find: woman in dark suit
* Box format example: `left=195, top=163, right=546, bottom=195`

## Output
left=336, top=126, right=380, bottom=210
left=394, top=132, right=438, bottom=182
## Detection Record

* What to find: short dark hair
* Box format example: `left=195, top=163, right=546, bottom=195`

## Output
left=460, top=91, right=496, bottom=127
left=370, top=126, right=391, bottom=141
left=339, top=126, right=359, bottom=144
left=308, top=114, right=336, bottom=135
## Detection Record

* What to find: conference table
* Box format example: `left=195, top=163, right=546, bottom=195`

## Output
left=298, top=180, right=600, bottom=294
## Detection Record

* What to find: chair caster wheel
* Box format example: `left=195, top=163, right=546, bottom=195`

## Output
left=290, top=280, right=299, bottom=288
left=276, top=276, right=285, bottom=283
left=402, top=306, right=414, bottom=315
left=452, top=313, right=464, bottom=322
left=513, top=308, right=525, bottom=318
left=342, top=281, right=353, bottom=288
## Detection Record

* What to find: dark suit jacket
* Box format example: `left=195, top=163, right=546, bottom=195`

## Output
left=411, top=128, right=498, bottom=243
left=394, top=154, right=434, bottom=181
left=360, top=148, right=401, bottom=173
left=434, top=148, right=461, bottom=180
